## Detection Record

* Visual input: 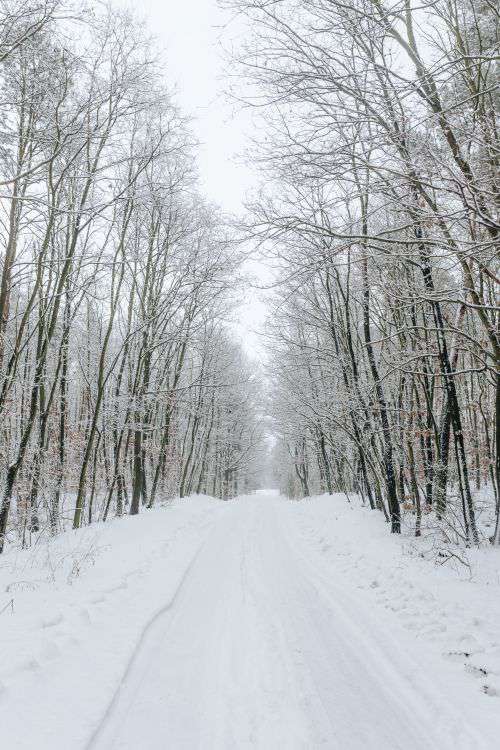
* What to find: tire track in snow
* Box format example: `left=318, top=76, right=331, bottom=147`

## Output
left=277, top=501, right=493, bottom=749
left=85, top=495, right=496, bottom=749
left=85, top=530, right=212, bottom=750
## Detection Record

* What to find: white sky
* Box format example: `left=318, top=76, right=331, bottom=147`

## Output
left=124, top=1, right=268, bottom=360
left=138, top=0, right=255, bottom=211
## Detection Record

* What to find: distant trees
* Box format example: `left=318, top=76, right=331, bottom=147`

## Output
left=0, top=0, right=262, bottom=551
left=227, top=0, right=498, bottom=542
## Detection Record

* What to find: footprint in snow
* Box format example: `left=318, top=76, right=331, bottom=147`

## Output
left=482, top=684, right=499, bottom=697
left=79, top=607, right=91, bottom=624
left=41, top=613, right=64, bottom=629
left=19, top=657, right=40, bottom=673
left=61, top=634, right=80, bottom=648
left=403, top=622, right=419, bottom=631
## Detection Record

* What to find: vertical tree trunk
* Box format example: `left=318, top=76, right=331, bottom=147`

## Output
left=361, top=246, right=400, bottom=533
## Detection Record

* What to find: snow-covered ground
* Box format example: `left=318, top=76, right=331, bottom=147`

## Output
left=1, top=491, right=500, bottom=749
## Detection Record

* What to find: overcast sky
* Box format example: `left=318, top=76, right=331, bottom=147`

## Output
left=122, top=0, right=267, bottom=359
left=140, top=1, right=256, bottom=210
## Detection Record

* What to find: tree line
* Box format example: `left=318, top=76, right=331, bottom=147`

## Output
left=0, top=0, right=263, bottom=551
left=226, top=0, right=499, bottom=543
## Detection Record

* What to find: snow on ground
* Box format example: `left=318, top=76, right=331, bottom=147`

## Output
left=1, top=491, right=500, bottom=749
left=289, top=493, right=500, bottom=700
left=0, top=496, right=225, bottom=749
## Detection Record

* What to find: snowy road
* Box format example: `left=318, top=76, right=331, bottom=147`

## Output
left=87, top=493, right=487, bottom=750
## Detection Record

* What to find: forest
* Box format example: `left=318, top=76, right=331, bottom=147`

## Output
left=0, top=0, right=498, bottom=552
left=0, top=2, right=499, bottom=748
left=229, top=0, right=499, bottom=545
left=0, top=0, right=264, bottom=553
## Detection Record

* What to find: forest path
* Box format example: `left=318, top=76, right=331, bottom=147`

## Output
left=87, top=492, right=484, bottom=750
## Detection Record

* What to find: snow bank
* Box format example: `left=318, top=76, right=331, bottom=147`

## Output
left=0, top=496, right=227, bottom=749
left=285, top=493, right=500, bottom=708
